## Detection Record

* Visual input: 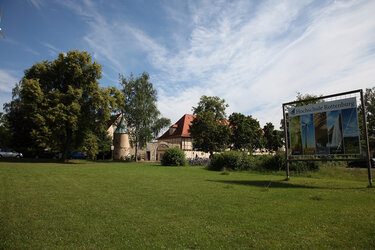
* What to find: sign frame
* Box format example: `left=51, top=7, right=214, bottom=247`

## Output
left=282, top=89, right=372, bottom=187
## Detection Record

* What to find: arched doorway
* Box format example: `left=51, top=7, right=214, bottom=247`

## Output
left=157, top=143, right=169, bottom=161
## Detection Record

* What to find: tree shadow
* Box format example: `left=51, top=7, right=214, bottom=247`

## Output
left=206, top=179, right=367, bottom=190
left=0, top=158, right=78, bottom=164
left=207, top=179, right=319, bottom=189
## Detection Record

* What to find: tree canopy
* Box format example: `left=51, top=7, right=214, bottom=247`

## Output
left=192, top=95, right=228, bottom=119
left=4, top=50, right=123, bottom=160
left=189, top=96, right=231, bottom=157
left=262, top=122, right=283, bottom=153
left=294, top=92, right=323, bottom=106
left=229, top=112, right=263, bottom=153
left=120, top=72, right=170, bottom=161
left=358, top=87, right=375, bottom=153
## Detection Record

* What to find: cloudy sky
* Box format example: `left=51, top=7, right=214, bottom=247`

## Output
left=1, top=0, right=374, bottom=128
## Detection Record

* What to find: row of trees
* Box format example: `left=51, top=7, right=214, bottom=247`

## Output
left=189, top=96, right=283, bottom=157
left=189, top=88, right=375, bottom=158
left=2, top=50, right=374, bottom=161
left=1, top=50, right=170, bottom=161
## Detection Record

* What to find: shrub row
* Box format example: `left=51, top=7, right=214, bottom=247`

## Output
left=208, top=151, right=319, bottom=172
left=209, top=151, right=254, bottom=171
left=161, top=147, right=333, bottom=172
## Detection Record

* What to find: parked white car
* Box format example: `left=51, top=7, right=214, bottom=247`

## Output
left=0, top=148, right=23, bottom=158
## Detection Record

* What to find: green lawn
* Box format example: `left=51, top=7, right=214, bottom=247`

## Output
left=1, top=161, right=374, bottom=249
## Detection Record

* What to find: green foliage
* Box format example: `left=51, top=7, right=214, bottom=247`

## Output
left=97, top=135, right=113, bottom=160
left=4, top=50, right=122, bottom=160
left=361, top=87, right=375, bottom=151
left=189, top=96, right=231, bottom=157
left=208, top=151, right=255, bottom=171
left=161, top=147, right=186, bottom=166
left=152, top=117, right=171, bottom=138
left=229, top=112, right=262, bottom=153
left=0, top=112, right=11, bottom=148
left=120, top=72, right=170, bottom=161
left=257, top=153, right=319, bottom=172
left=189, top=111, right=231, bottom=157
left=262, top=122, right=283, bottom=152
left=192, top=95, right=228, bottom=119
left=80, top=133, right=99, bottom=160
left=209, top=151, right=319, bottom=173
left=295, top=92, right=323, bottom=106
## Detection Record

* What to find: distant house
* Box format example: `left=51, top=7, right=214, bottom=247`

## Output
left=157, top=114, right=210, bottom=160
left=107, top=113, right=275, bottom=161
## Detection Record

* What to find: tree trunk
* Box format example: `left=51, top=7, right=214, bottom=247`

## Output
left=135, top=145, right=138, bottom=162
left=135, top=139, right=138, bottom=162
left=60, top=129, right=71, bottom=163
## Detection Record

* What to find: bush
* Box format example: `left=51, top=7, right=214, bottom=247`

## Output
left=260, top=152, right=319, bottom=172
left=161, top=147, right=187, bottom=166
left=208, top=151, right=319, bottom=173
left=208, top=151, right=255, bottom=171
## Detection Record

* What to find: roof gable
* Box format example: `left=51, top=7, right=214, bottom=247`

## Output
left=158, top=114, right=195, bottom=140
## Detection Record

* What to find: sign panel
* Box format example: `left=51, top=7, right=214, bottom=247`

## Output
left=288, top=98, right=361, bottom=155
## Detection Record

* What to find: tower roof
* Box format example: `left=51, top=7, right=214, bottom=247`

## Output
left=114, top=117, right=129, bottom=134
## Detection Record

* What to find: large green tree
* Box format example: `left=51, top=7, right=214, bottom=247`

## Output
left=364, top=88, right=375, bottom=138
left=192, top=95, right=228, bottom=119
left=358, top=87, right=375, bottom=153
left=262, top=122, right=283, bottom=153
left=229, top=112, right=263, bottom=153
left=189, top=96, right=231, bottom=157
left=5, top=50, right=122, bottom=160
left=80, top=86, right=124, bottom=159
left=120, top=72, right=170, bottom=161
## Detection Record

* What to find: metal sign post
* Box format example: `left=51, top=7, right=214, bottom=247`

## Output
left=282, top=104, right=290, bottom=180
left=360, top=90, right=373, bottom=187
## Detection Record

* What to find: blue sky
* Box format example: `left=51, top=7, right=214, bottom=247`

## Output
left=1, top=0, right=375, bottom=127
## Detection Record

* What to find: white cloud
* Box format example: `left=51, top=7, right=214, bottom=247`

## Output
left=0, top=70, right=18, bottom=93
left=0, top=70, right=18, bottom=112
left=42, top=42, right=61, bottom=57
left=153, top=0, right=375, bottom=126
left=60, top=0, right=375, bottom=128
left=27, top=0, right=44, bottom=9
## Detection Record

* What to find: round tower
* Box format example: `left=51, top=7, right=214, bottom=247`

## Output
left=113, top=117, right=130, bottom=160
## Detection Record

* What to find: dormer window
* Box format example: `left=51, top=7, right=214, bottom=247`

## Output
left=169, top=124, right=177, bottom=135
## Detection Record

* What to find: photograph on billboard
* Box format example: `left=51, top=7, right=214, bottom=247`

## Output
left=313, top=112, right=329, bottom=154
left=290, top=116, right=302, bottom=155
left=341, top=107, right=361, bottom=154
left=301, top=114, right=315, bottom=155
left=288, top=97, right=360, bottom=156
left=327, top=110, right=344, bottom=154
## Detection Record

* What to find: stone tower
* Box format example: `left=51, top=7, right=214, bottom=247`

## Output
left=113, top=117, right=130, bottom=160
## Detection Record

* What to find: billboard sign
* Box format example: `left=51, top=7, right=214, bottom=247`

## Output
left=288, top=97, right=361, bottom=155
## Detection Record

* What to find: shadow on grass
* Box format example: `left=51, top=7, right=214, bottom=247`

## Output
left=207, top=179, right=368, bottom=190
left=208, top=179, right=319, bottom=189
left=0, top=158, right=79, bottom=164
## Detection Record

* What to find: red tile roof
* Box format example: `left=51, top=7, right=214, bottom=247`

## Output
left=158, top=114, right=196, bottom=140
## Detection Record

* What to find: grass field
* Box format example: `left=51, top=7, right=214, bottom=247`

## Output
left=1, top=160, right=374, bottom=249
